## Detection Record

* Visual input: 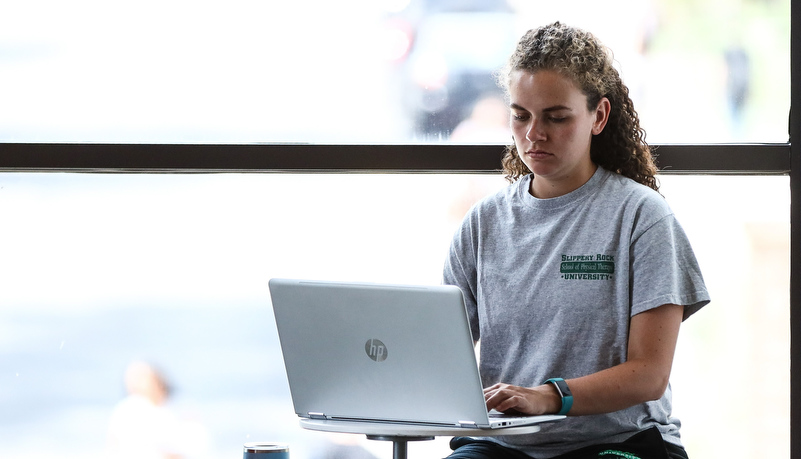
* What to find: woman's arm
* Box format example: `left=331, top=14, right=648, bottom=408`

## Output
left=484, top=303, right=684, bottom=416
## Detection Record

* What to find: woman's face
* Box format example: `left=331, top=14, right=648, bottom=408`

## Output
left=509, top=69, right=609, bottom=198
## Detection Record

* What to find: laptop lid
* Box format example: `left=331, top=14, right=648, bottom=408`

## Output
left=268, top=278, right=557, bottom=429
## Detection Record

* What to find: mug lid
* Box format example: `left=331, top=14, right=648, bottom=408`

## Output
left=243, top=443, right=289, bottom=453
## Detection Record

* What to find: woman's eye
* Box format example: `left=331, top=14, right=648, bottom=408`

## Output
left=548, top=116, right=567, bottom=123
left=512, top=113, right=529, bottom=121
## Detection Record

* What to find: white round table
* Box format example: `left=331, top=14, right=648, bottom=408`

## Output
left=300, top=417, right=561, bottom=459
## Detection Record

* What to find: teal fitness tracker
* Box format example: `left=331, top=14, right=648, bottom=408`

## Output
left=545, top=378, right=573, bottom=415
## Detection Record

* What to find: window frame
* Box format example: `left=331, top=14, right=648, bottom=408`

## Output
left=790, top=5, right=801, bottom=458
left=0, top=143, right=790, bottom=174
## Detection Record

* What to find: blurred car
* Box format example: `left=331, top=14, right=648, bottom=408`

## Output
left=387, top=0, right=518, bottom=140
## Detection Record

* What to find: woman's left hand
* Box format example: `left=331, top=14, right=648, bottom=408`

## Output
left=483, top=382, right=561, bottom=416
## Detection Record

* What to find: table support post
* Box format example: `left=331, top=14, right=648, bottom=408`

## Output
left=393, top=439, right=407, bottom=459
left=366, top=435, right=434, bottom=459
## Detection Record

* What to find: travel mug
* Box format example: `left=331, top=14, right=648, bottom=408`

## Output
left=243, top=443, right=289, bottom=459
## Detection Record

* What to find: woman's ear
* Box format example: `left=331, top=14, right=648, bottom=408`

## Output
left=592, top=97, right=611, bottom=135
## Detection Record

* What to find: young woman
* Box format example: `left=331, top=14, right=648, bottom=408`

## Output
left=443, top=22, right=710, bottom=459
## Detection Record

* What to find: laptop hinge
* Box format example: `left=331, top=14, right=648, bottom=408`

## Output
left=308, top=412, right=327, bottom=420
left=458, top=420, right=478, bottom=428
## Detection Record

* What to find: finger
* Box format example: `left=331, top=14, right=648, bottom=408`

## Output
left=487, top=395, right=519, bottom=414
left=493, top=395, right=522, bottom=413
left=483, top=383, right=504, bottom=394
left=485, top=386, right=514, bottom=409
left=483, top=383, right=504, bottom=400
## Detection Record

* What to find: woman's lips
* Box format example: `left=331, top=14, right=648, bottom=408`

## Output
left=526, top=149, right=553, bottom=159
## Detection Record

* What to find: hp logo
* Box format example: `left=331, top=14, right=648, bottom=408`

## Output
left=365, top=339, right=388, bottom=362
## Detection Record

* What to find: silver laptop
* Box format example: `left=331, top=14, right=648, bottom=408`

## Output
left=268, top=278, right=563, bottom=430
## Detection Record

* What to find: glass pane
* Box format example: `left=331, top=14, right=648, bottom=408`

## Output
left=0, top=173, right=789, bottom=458
left=0, top=0, right=789, bottom=144
left=659, top=175, right=790, bottom=458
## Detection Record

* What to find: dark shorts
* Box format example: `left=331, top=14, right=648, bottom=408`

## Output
left=446, top=427, right=689, bottom=459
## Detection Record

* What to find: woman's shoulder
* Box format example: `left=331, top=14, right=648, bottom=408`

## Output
left=591, top=170, right=675, bottom=231
left=466, top=177, right=522, bottom=214
left=600, top=170, right=669, bottom=208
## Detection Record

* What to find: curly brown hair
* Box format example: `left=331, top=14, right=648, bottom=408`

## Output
left=496, top=22, right=659, bottom=191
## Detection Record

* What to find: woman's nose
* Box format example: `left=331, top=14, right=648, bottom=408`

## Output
left=525, top=120, right=545, bottom=142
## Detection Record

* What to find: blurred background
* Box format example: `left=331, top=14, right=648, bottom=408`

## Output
left=0, top=0, right=790, bottom=144
left=0, top=0, right=791, bottom=458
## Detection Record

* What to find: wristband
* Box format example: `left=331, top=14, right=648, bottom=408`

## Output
left=544, top=378, right=573, bottom=415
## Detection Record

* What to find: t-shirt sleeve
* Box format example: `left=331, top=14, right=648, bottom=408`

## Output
left=443, top=214, right=481, bottom=342
left=629, top=213, right=710, bottom=320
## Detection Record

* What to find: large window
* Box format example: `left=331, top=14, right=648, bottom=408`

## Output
left=0, top=173, right=790, bottom=459
left=0, top=0, right=789, bottom=144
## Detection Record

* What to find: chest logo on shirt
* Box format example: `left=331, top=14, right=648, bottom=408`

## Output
left=560, top=254, right=615, bottom=281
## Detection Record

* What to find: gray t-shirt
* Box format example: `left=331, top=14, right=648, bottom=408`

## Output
left=443, top=167, right=710, bottom=458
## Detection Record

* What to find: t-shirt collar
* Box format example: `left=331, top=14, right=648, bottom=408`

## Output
left=517, top=166, right=608, bottom=210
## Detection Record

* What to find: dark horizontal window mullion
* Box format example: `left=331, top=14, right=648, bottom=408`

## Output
left=653, top=144, right=790, bottom=174
left=0, top=143, right=790, bottom=174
